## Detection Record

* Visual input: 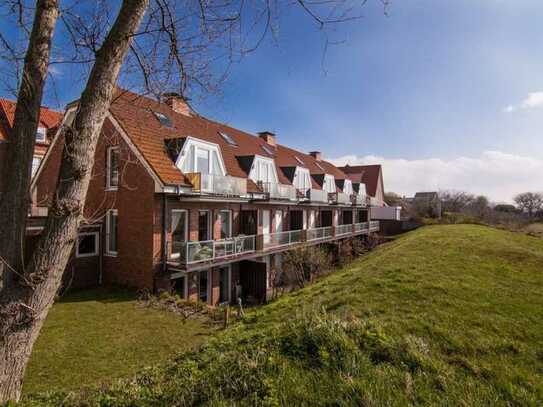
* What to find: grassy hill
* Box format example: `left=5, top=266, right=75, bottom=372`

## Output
left=24, top=225, right=543, bottom=405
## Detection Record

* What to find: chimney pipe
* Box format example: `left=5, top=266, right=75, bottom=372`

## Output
left=163, top=92, right=192, bottom=116
left=258, top=131, right=276, bottom=146
left=309, top=151, right=322, bottom=161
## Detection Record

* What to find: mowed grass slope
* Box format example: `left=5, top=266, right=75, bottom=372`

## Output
left=24, top=225, right=543, bottom=405
left=23, top=289, right=214, bottom=394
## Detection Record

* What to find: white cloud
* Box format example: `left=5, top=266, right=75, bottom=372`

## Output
left=504, top=91, right=543, bottom=113
left=330, top=151, right=543, bottom=202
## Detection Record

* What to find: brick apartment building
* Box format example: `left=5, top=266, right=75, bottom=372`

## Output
left=0, top=98, right=62, bottom=199
left=30, top=89, right=384, bottom=305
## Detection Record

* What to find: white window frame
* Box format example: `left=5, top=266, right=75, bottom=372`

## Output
left=249, top=155, right=278, bottom=184
left=171, top=209, right=188, bottom=242
left=218, top=210, right=232, bottom=239
left=31, top=155, right=43, bottom=178
left=293, top=167, right=311, bottom=191
left=106, top=146, right=120, bottom=191
left=175, top=137, right=227, bottom=176
left=323, top=174, right=336, bottom=193
left=105, top=209, right=118, bottom=256
left=343, top=179, right=353, bottom=195
left=198, top=210, right=212, bottom=241
left=35, top=127, right=47, bottom=143
left=76, top=231, right=99, bottom=258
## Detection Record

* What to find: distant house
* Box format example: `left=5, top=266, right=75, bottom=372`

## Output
left=0, top=98, right=62, bottom=202
left=412, top=192, right=442, bottom=218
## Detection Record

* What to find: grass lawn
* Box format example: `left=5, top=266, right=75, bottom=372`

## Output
left=23, top=288, right=215, bottom=395
left=24, top=225, right=543, bottom=405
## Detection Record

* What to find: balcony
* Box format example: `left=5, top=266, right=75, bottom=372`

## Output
left=168, top=235, right=256, bottom=265
left=263, top=229, right=303, bottom=250
left=259, top=182, right=297, bottom=201
left=328, top=192, right=351, bottom=205
left=167, top=223, right=377, bottom=269
left=186, top=172, right=247, bottom=197
left=306, top=226, right=333, bottom=242
left=351, top=194, right=367, bottom=207
left=303, top=188, right=328, bottom=203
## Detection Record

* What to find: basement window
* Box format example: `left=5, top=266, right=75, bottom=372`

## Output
left=76, top=232, right=99, bottom=258
left=154, top=111, right=173, bottom=128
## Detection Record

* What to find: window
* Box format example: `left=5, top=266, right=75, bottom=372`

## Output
left=154, top=111, right=173, bottom=127
left=35, top=127, right=47, bottom=143
left=294, top=156, right=304, bottom=166
left=76, top=232, right=99, bottom=257
left=261, top=144, right=275, bottom=156
left=178, top=138, right=225, bottom=177
left=274, top=210, right=283, bottom=233
left=198, top=210, right=211, bottom=241
left=106, top=146, right=120, bottom=189
left=219, top=210, right=232, bottom=239
left=219, top=131, right=237, bottom=146
left=199, top=270, right=209, bottom=303
left=250, top=156, right=278, bottom=184
left=31, top=156, right=42, bottom=178
left=171, top=210, right=187, bottom=242
left=218, top=266, right=231, bottom=303
left=323, top=174, right=336, bottom=193
left=105, top=209, right=118, bottom=255
left=294, top=168, right=311, bottom=191
left=343, top=180, right=353, bottom=195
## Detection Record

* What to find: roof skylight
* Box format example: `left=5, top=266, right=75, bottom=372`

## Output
left=154, top=111, right=173, bottom=128
left=219, top=131, right=237, bottom=146
left=261, top=144, right=275, bottom=156
left=294, top=156, right=305, bottom=166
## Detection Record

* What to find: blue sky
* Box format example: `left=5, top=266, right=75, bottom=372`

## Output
left=2, top=0, right=543, bottom=201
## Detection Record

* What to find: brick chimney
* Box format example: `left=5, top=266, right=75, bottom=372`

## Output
left=258, top=131, right=276, bottom=146
left=309, top=151, right=322, bottom=161
left=163, top=92, right=192, bottom=116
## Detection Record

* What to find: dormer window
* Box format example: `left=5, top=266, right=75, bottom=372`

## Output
left=294, top=156, right=305, bottom=166
left=323, top=174, right=336, bottom=193
left=219, top=131, right=237, bottom=146
left=154, top=111, right=173, bottom=128
left=35, top=127, right=47, bottom=143
left=250, top=156, right=278, bottom=184
left=177, top=137, right=226, bottom=177
left=293, top=167, right=311, bottom=191
left=261, top=144, right=275, bottom=157
left=343, top=179, right=353, bottom=195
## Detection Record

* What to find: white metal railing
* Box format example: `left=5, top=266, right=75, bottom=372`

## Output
left=306, top=189, right=328, bottom=203
left=337, top=192, right=351, bottom=204
left=169, top=235, right=256, bottom=264
left=336, top=224, right=353, bottom=236
left=187, top=173, right=247, bottom=196
left=369, top=221, right=380, bottom=231
left=263, top=229, right=303, bottom=250
left=260, top=182, right=297, bottom=201
left=307, top=226, right=333, bottom=242
left=354, top=222, right=369, bottom=233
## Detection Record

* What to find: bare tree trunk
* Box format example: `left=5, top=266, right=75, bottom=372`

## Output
left=0, top=0, right=59, bottom=291
left=0, top=0, right=149, bottom=402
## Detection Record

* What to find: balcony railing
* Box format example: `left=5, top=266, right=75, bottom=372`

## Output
left=369, top=221, right=380, bottom=231
left=260, top=182, right=297, bottom=201
left=306, top=226, right=333, bottom=242
left=263, top=229, right=303, bottom=250
left=328, top=192, right=351, bottom=205
left=354, top=222, right=369, bottom=232
left=304, top=188, right=327, bottom=203
left=336, top=224, right=353, bottom=236
left=186, top=172, right=247, bottom=197
left=168, top=235, right=256, bottom=265
left=351, top=194, right=368, bottom=206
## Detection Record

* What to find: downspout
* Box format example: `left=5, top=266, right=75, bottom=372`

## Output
left=98, top=223, right=103, bottom=285
left=161, top=193, right=167, bottom=273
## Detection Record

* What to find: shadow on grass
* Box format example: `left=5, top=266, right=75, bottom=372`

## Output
left=57, top=286, right=137, bottom=304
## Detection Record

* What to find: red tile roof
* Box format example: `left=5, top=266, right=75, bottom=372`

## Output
left=0, top=98, right=63, bottom=142
left=109, top=90, right=352, bottom=191
left=339, top=164, right=383, bottom=197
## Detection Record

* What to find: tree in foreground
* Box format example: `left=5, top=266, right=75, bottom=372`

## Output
left=0, top=0, right=382, bottom=401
